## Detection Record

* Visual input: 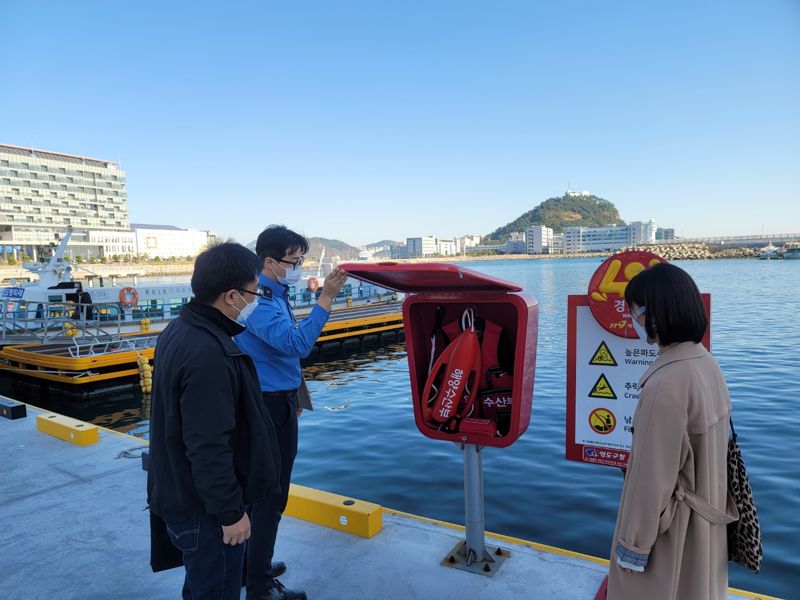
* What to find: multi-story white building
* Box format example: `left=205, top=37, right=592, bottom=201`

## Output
left=436, top=238, right=458, bottom=256
left=502, top=231, right=525, bottom=254
left=526, top=225, right=555, bottom=254
left=406, top=236, right=437, bottom=257
left=628, top=220, right=657, bottom=245
left=0, top=143, right=130, bottom=261
left=132, top=224, right=213, bottom=259
left=563, top=220, right=656, bottom=253
left=458, top=234, right=482, bottom=250
left=88, top=230, right=137, bottom=258
left=552, top=233, right=564, bottom=254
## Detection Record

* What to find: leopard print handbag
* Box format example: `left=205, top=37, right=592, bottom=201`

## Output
left=727, top=416, right=763, bottom=573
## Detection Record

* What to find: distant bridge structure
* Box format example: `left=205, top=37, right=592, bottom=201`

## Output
left=664, top=233, right=800, bottom=249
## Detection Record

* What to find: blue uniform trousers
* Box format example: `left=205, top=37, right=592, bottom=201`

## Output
left=246, top=390, right=299, bottom=597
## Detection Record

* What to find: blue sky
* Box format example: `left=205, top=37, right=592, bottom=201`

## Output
left=1, top=1, right=798, bottom=246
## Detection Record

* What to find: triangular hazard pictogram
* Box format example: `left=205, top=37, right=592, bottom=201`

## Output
left=589, top=341, right=617, bottom=366
left=589, top=374, right=617, bottom=400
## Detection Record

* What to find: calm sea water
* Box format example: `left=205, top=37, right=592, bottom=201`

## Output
left=14, top=258, right=798, bottom=598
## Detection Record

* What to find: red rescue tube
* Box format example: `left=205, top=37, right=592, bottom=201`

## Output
left=421, top=326, right=481, bottom=427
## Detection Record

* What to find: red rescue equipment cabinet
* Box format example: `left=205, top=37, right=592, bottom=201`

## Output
left=339, top=262, right=538, bottom=448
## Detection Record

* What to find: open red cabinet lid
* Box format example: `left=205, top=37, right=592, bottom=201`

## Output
left=339, top=262, right=523, bottom=293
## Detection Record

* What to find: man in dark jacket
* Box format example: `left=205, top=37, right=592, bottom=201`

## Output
left=72, top=282, right=94, bottom=320
left=147, top=242, right=280, bottom=600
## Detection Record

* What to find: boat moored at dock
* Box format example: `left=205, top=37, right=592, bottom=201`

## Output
left=782, top=241, right=800, bottom=259
left=758, top=243, right=779, bottom=259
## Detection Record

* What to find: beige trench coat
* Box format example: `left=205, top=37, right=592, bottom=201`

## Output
left=608, top=342, right=737, bottom=600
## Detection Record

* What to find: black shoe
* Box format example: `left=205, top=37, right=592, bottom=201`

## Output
left=266, top=561, right=287, bottom=578
left=263, top=579, right=307, bottom=600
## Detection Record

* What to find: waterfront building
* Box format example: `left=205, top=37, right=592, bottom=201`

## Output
left=390, top=244, right=409, bottom=259
left=458, top=234, right=482, bottom=250
left=526, top=225, right=555, bottom=254
left=132, top=224, right=213, bottom=259
left=628, top=219, right=657, bottom=245
left=565, top=187, right=592, bottom=197
left=0, top=143, right=129, bottom=261
left=406, top=236, right=437, bottom=257
left=465, top=244, right=506, bottom=254
left=88, top=230, right=137, bottom=258
left=656, top=227, right=676, bottom=241
left=563, top=220, right=656, bottom=253
left=504, top=232, right=526, bottom=254
left=505, top=240, right=526, bottom=254
left=436, top=238, right=458, bottom=256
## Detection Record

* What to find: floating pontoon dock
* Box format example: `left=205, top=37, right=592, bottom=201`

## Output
left=0, top=302, right=403, bottom=393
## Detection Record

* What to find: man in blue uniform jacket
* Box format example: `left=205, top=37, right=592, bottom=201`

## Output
left=147, top=243, right=281, bottom=599
left=236, top=225, right=347, bottom=600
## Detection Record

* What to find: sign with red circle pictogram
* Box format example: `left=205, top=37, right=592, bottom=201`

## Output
left=588, top=408, right=616, bottom=435
left=587, top=251, right=666, bottom=338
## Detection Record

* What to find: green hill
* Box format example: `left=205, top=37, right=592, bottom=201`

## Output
left=366, top=239, right=403, bottom=249
left=246, top=237, right=360, bottom=261
left=484, top=193, right=625, bottom=242
left=308, top=237, right=360, bottom=261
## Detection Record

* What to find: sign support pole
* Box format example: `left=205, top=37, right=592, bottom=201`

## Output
left=441, top=444, right=509, bottom=576
left=464, top=443, right=486, bottom=564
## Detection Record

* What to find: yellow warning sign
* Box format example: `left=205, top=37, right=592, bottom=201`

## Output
left=589, top=341, right=617, bottom=366
left=589, top=374, right=617, bottom=400
left=589, top=408, right=616, bottom=434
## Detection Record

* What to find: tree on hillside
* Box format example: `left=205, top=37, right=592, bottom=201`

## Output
left=484, top=194, right=625, bottom=242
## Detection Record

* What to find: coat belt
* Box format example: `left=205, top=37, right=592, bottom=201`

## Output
left=658, top=486, right=739, bottom=534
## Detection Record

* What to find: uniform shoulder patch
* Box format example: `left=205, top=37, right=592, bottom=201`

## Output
left=260, top=285, right=273, bottom=300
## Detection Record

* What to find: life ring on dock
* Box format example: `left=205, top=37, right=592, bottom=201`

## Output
left=119, top=286, right=139, bottom=306
left=307, top=277, right=320, bottom=292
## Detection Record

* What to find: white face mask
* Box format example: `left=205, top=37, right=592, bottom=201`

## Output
left=271, top=260, right=303, bottom=286
left=234, top=292, right=259, bottom=324
left=631, top=306, right=652, bottom=343
left=280, top=263, right=303, bottom=285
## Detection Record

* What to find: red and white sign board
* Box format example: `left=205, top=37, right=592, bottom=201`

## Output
left=566, top=251, right=710, bottom=468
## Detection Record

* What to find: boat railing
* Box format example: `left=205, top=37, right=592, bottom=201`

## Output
left=0, top=289, right=396, bottom=344
left=0, top=298, right=190, bottom=344
left=67, top=332, right=159, bottom=358
left=286, top=284, right=397, bottom=309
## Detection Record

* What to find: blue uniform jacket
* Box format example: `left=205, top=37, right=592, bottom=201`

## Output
left=235, top=274, right=330, bottom=392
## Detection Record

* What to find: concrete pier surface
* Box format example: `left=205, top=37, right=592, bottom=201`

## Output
left=0, top=406, right=776, bottom=600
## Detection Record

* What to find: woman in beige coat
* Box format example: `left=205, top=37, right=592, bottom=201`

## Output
left=607, top=263, right=738, bottom=600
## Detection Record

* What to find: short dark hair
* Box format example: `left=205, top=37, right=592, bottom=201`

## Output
left=191, top=243, right=260, bottom=304
left=624, top=262, right=707, bottom=345
left=255, top=225, right=309, bottom=262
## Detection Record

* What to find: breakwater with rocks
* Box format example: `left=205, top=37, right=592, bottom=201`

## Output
left=620, top=243, right=758, bottom=260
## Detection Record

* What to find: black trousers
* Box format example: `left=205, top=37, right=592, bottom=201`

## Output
left=246, top=390, right=298, bottom=596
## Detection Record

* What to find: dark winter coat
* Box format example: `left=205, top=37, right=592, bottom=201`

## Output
left=147, top=300, right=280, bottom=570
